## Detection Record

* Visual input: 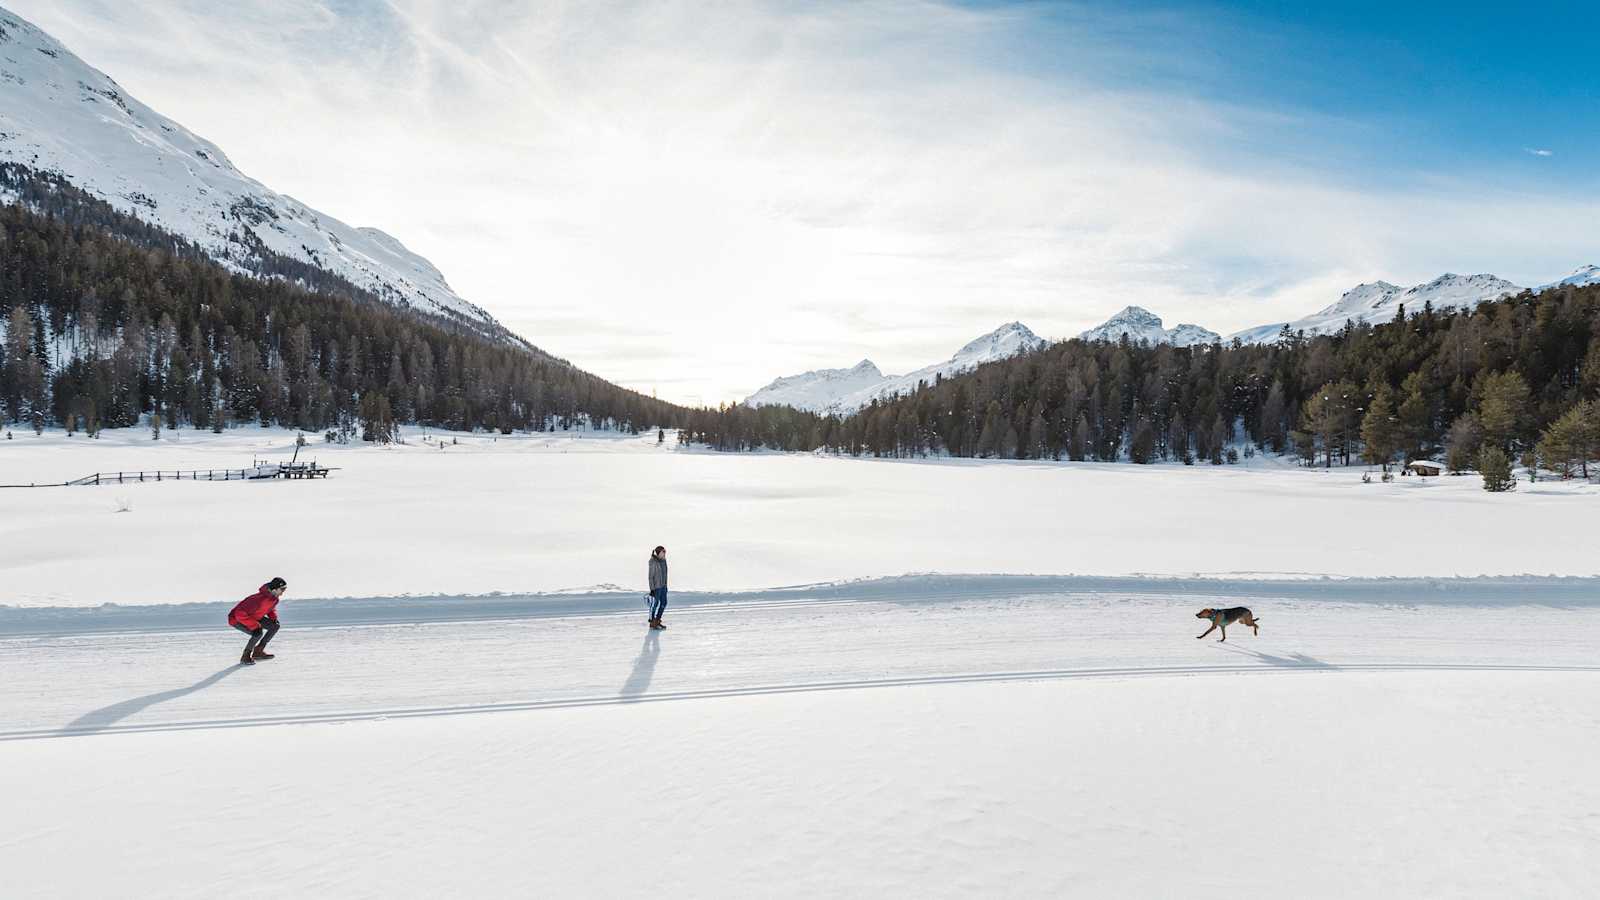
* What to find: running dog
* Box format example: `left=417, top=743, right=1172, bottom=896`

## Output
left=1195, top=607, right=1260, bottom=642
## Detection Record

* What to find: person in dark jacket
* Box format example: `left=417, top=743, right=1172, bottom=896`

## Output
left=228, top=577, right=287, bottom=665
left=647, top=546, right=668, bottom=630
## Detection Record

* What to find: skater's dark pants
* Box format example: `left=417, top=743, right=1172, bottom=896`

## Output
left=232, top=618, right=279, bottom=655
left=649, top=587, right=668, bottom=621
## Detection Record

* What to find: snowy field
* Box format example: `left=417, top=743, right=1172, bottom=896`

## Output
left=2, top=425, right=1597, bottom=608
left=5, top=427, right=1600, bottom=897
left=4, top=582, right=1600, bottom=897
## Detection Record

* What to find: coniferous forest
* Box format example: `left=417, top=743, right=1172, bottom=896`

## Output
left=3, top=158, right=1598, bottom=480
left=684, top=283, right=1600, bottom=477
left=0, top=165, right=684, bottom=440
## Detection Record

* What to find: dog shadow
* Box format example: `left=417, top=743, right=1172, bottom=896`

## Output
left=62, top=665, right=241, bottom=734
left=1216, top=644, right=1339, bottom=670
left=619, top=629, right=662, bottom=699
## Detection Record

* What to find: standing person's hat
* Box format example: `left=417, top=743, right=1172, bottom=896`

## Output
left=653, top=546, right=666, bottom=555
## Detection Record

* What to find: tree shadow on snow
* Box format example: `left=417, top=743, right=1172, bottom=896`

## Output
left=1216, top=644, right=1339, bottom=670
left=61, top=665, right=241, bottom=734
left=618, top=629, right=661, bottom=700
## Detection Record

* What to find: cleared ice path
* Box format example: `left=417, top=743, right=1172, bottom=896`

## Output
left=5, top=575, right=1599, bottom=740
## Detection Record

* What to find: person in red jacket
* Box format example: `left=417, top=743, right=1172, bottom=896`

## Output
left=228, top=577, right=287, bottom=665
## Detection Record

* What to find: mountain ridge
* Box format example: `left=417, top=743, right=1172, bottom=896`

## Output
left=1078, top=306, right=1220, bottom=346
left=1229, top=273, right=1524, bottom=343
left=746, top=322, right=1047, bottom=414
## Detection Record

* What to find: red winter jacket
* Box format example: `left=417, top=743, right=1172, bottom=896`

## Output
left=228, top=585, right=280, bottom=629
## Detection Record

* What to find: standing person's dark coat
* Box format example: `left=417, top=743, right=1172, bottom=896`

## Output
left=647, top=547, right=669, bottom=629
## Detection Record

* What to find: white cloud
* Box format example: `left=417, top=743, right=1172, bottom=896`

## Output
left=7, top=1, right=1598, bottom=403
left=1525, top=147, right=1554, bottom=157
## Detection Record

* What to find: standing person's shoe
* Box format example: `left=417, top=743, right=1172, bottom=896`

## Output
left=649, top=619, right=663, bottom=630
left=655, top=620, right=667, bottom=630
left=252, top=648, right=275, bottom=660
left=239, top=652, right=256, bottom=666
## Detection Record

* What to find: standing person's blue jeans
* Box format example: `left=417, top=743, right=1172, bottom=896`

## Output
left=649, top=587, right=668, bottom=622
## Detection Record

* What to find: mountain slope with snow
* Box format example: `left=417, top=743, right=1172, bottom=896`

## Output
left=1231, top=273, right=1523, bottom=343
left=1541, top=264, right=1600, bottom=290
left=741, top=360, right=887, bottom=412
left=1078, top=306, right=1220, bottom=346
left=0, top=8, right=501, bottom=334
left=745, top=322, right=1048, bottom=414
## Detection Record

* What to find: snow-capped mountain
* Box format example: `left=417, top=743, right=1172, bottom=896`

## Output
left=741, top=360, right=887, bottom=412
left=745, top=322, right=1049, bottom=414
left=0, top=8, right=501, bottom=334
left=1541, top=264, right=1600, bottom=290
left=1230, top=273, right=1523, bottom=343
left=1078, top=306, right=1220, bottom=347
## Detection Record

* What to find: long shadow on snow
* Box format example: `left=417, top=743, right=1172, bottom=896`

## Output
left=15, top=661, right=1600, bottom=743
left=62, top=665, right=241, bottom=734
left=619, top=629, right=661, bottom=699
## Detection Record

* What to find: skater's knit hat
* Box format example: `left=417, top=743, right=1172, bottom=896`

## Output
left=266, top=577, right=287, bottom=590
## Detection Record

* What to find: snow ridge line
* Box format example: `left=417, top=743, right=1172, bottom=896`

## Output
left=6, top=661, right=1598, bottom=742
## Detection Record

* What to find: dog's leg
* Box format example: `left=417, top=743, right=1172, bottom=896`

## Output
left=1218, top=623, right=1228, bottom=642
left=1196, top=622, right=1217, bottom=640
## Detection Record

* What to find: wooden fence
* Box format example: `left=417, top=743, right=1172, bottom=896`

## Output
left=0, top=462, right=334, bottom=488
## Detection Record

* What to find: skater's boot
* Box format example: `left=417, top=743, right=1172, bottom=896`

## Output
left=655, top=619, right=667, bottom=630
left=649, top=618, right=663, bottom=630
left=239, top=651, right=256, bottom=666
left=252, top=647, right=275, bottom=660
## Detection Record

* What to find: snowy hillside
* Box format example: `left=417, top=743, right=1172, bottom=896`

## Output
left=1542, top=264, right=1600, bottom=290
left=0, top=8, right=501, bottom=332
left=746, top=322, right=1048, bottom=414
left=1231, top=273, right=1523, bottom=343
left=1078, top=306, right=1220, bottom=346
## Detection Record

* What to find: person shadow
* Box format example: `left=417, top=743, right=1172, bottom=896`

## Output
left=61, top=665, right=241, bottom=734
left=619, top=629, right=661, bottom=700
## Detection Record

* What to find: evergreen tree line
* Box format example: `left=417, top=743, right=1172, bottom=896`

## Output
left=0, top=180, right=684, bottom=438
left=685, top=285, right=1600, bottom=477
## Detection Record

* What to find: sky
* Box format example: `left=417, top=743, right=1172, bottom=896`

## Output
left=8, top=0, right=1599, bottom=405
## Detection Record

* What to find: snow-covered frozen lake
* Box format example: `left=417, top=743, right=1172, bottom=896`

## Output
left=2, top=425, right=1597, bottom=608
left=5, top=428, right=1600, bottom=897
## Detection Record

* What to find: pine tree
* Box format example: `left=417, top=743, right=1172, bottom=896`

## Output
left=1070, top=413, right=1089, bottom=462
left=1581, top=339, right=1600, bottom=398
left=1478, top=446, right=1515, bottom=492
left=1536, top=401, right=1598, bottom=479
left=1129, top=419, right=1155, bottom=464
left=1476, top=370, right=1530, bottom=452
left=1259, top=379, right=1287, bottom=452
left=1395, top=371, right=1429, bottom=462
left=1290, top=429, right=1316, bottom=466
left=1359, top=383, right=1399, bottom=471
left=1445, top=413, right=1482, bottom=473
left=975, top=401, right=1001, bottom=458
left=1301, top=381, right=1357, bottom=467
